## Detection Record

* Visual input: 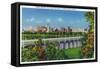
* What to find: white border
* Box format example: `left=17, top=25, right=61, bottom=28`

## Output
left=20, top=5, right=96, bottom=64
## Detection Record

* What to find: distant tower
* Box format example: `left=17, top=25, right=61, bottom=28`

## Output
left=46, top=23, right=50, bottom=32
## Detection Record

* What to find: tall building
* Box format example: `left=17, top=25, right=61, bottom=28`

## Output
left=45, top=23, right=50, bottom=32
left=45, top=23, right=53, bottom=32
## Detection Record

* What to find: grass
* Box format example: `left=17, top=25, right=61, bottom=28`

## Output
left=65, top=47, right=81, bottom=59
left=22, top=32, right=84, bottom=40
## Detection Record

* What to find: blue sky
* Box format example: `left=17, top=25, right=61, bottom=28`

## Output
left=22, top=7, right=90, bottom=29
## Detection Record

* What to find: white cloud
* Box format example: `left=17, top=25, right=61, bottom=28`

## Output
left=46, top=18, right=51, bottom=23
left=58, top=17, right=63, bottom=22
left=27, top=17, right=35, bottom=22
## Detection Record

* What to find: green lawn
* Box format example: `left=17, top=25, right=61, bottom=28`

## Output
left=65, top=47, right=81, bottom=59
left=22, top=32, right=84, bottom=40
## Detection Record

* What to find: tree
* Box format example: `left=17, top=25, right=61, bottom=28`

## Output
left=81, top=12, right=95, bottom=58
left=85, top=12, right=94, bottom=32
left=45, top=41, right=66, bottom=60
left=34, top=39, right=45, bottom=61
left=22, top=47, right=39, bottom=62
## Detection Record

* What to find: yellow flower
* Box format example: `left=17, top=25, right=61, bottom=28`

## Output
left=32, top=47, right=36, bottom=51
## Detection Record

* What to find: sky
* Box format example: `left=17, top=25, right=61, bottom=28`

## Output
left=22, top=7, right=90, bottom=30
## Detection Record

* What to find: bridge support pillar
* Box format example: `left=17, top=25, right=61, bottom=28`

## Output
left=70, top=41, right=73, bottom=48
left=74, top=40, right=77, bottom=48
left=65, top=41, right=68, bottom=49
left=77, top=40, right=81, bottom=47
left=59, top=42, right=64, bottom=49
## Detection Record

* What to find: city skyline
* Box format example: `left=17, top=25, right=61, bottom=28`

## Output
left=22, top=7, right=90, bottom=30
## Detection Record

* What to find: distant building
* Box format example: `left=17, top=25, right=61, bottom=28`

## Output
left=53, top=28, right=59, bottom=32
left=72, top=28, right=88, bottom=33
left=23, top=24, right=88, bottom=33
left=68, top=26, right=72, bottom=32
left=45, top=23, right=53, bottom=32
left=34, top=26, right=47, bottom=32
left=60, top=27, right=67, bottom=32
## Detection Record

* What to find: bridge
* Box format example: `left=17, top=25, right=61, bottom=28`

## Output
left=22, top=36, right=83, bottom=49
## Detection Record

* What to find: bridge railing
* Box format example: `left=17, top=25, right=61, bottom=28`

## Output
left=22, top=36, right=83, bottom=49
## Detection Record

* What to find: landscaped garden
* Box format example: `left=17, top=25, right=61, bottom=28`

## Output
left=21, top=39, right=83, bottom=62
